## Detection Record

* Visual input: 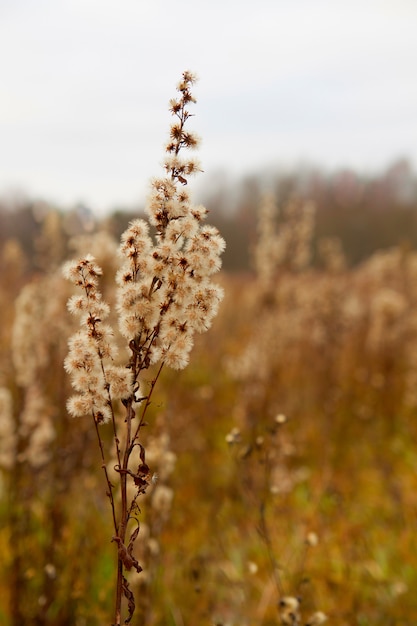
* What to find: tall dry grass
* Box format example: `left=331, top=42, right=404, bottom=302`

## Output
left=1, top=89, right=417, bottom=626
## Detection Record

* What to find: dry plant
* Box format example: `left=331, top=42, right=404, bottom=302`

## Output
left=224, top=416, right=327, bottom=626
left=221, top=194, right=336, bottom=624
left=220, top=192, right=417, bottom=624
left=63, top=71, right=225, bottom=625
left=1, top=248, right=101, bottom=624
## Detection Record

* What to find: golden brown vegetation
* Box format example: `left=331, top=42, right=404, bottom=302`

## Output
left=61, top=71, right=225, bottom=625
left=2, top=193, right=417, bottom=624
left=1, top=96, right=417, bottom=626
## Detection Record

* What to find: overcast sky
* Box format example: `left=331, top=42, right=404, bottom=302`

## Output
left=0, top=0, right=416, bottom=212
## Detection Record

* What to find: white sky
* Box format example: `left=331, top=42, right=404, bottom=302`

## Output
left=0, top=0, right=416, bottom=212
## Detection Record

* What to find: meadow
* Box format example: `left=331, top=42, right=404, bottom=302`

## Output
left=1, top=194, right=417, bottom=625
left=1, top=76, right=417, bottom=626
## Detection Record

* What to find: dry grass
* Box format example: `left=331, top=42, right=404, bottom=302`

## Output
left=2, top=231, right=417, bottom=624
left=1, top=113, right=417, bottom=626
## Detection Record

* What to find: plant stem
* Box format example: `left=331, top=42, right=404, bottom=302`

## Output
left=114, top=397, right=136, bottom=624
left=93, top=415, right=118, bottom=533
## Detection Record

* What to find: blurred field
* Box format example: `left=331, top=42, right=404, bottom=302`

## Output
left=1, top=185, right=417, bottom=625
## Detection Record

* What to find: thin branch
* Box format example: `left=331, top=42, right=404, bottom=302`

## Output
left=92, top=413, right=118, bottom=534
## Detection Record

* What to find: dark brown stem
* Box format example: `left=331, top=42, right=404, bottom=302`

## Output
left=114, top=398, right=135, bottom=625
left=131, top=362, right=165, bottom=447
left=92, top=415, right=118, bottom=534
left=113, top=362, right=164, bottom=623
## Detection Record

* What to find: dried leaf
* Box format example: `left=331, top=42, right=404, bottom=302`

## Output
left=112, top=535, right=142, bottom=575
left=122, top=575, right=135, bottom=624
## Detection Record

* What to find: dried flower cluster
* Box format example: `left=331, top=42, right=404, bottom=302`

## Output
left=116, top=73, right=224, bottom=372
left=63, top=255, right=130, bottom=422
left=62, top=71, right=225, bottom=625
left=254, top=194, right=315, bottom=290
left=64, top=72, right=225, bottom=421
left=10, top=274, right=72, bottom=468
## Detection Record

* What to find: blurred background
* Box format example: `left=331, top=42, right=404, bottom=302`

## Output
left=1, top=1, right=417, bottom=625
